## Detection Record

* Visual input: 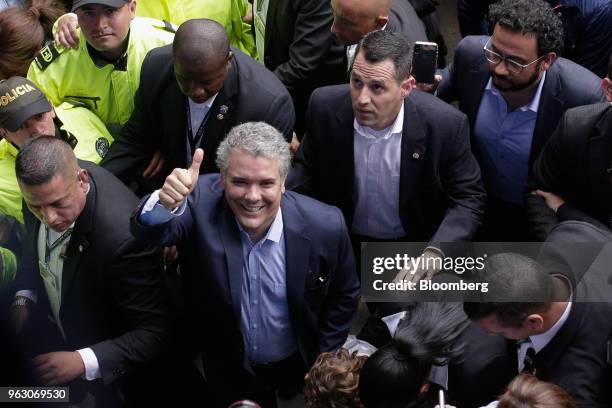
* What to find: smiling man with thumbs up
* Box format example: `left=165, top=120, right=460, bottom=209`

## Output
left=131, top=121, right=359, bottom=407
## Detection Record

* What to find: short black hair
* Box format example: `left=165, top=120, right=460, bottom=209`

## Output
left=489, top=0, right=564, bottom=56
left=463, top=253, right=553, bottom=328
left=15, top=136, right=75, bottom=186
left=355, top=30, right=412, bottom=83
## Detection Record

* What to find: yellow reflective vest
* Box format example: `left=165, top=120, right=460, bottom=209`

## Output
left=138, top=0, right=256, bottom=57
left=27, top=17, right=174, bottom=137
left=0, top=102, right=113, bottom=224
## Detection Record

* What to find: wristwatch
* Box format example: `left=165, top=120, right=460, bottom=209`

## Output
left=11, top=296, right=33, bottom=308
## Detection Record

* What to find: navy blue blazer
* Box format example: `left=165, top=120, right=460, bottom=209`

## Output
left=130, top=174, right=359, bottom=376
left=437, top=35, right=605, bottom=166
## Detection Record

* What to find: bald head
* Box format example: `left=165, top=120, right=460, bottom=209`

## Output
left=331, top=0, right=393, bottom=45
left=173, top=19, right=230, bottom=66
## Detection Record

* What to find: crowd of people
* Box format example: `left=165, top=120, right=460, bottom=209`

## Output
left=0, top=0, right=610, bottom=407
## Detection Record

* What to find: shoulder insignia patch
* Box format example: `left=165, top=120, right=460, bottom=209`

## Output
left=61, top=130, right=78, bottom=150
left=162, top=20, right=177, bottom=33
left=95, top=137, right=110, bottom=158
left=34, top=42, right=62, bottom=71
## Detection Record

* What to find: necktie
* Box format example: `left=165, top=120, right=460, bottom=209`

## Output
left=517, top=338, right=536, bottom=374
left=522, top=346, right=536, bottom=374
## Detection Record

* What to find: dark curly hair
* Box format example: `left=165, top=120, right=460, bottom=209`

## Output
left=304, top=348, right=367, bottom=408
left=488, top=0, right=564, bottom=57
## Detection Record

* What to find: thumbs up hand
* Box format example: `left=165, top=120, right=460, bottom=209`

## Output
left=159, top=149, right=204, bottom=209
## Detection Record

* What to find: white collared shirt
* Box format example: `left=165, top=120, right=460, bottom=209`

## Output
left=351, top=104, right=406, bottom=239
left=530, top=301, right=572, bottom=353
left=188, top=93, right=218, bottom=136
left=517, top=300, right=572, bottom=372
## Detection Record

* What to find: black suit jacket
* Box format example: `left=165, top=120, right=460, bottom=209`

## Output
left=437, top=35, right=605, bottom=167
left=15, top=162, right=170, bottom=394
left=261, top=0, right=345, bottom=93
left=528, top=103, right=612, bottom=239
left=290, top=85, right=486, bottom=242
left=131, top=175, right=360, bottom=401
left=504, top=302, right=612, bottom=407
left=101, top=45, right=295, bottom=190
left=388, top=0, right=428, bottom=46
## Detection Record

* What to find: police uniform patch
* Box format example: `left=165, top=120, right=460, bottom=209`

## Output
left=34, top=43, right=62, bottom=71
left=95, top=137, right=110, bottom=158
left=163, top=20, right=177, bottom=33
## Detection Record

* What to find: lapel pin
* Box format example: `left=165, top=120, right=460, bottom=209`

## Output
left=219, top=105, right=229, bottom=114
left=412, top=152, right=420, bottom=159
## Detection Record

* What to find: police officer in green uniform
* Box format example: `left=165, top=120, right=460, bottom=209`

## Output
left=27, top=0, right=174, bottom=137
left=55, top=0, right=256, bottom=58
left=0, top=76, right=113, bottom=224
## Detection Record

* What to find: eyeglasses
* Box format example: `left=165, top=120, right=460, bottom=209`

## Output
left=483, top=38, right=545, bottom=74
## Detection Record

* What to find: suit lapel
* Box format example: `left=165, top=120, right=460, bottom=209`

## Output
left=334, top=99, right=357, bottom=224
left=200, top=58, right=238, bottom=173
left=534, top=302, right=585, bottom=373
left=280, top=196, right=311, bottom=327
left=166, top=75, right=188, bottom=170
left=264, top=0, right=278, bottom=53
left=587, top=108, right=612, bottom=204
left=464, top=45, right=490, bottom=131
left=399, top=96, right=427, bottom=231
left=60, top=175, right=95, bottom=303
left=531, top=67, right=564, bottom=164
left=218, top=200, right=244, bottom=322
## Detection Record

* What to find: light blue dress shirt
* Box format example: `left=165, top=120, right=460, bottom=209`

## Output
left=139, top=194, right=297, bottom=364
left=237, top=208, right=297, bottom=364
left=473, top=72, right=546, bottom=205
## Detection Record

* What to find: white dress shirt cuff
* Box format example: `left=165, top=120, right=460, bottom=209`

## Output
left=15, top=290, right=37, bottom=303
left=139, top=190, right=187, bottom=225
left=76, top=348, right=101, bottom=380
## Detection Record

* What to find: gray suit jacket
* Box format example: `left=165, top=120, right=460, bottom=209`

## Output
left=527, top=103, right=612, bottom=239
left=388, top=0, right=428, bottom=46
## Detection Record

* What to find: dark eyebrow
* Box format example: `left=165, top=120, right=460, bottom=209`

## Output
left=490, top=44, right=528, bottom=64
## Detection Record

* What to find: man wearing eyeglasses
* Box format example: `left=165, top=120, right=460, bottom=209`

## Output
left=436, top=0, right=605, bottom=241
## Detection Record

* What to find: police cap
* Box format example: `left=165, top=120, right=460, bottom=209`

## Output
left=72, top=0, right=129, bottom=12
left=0, top=77, right=52, bottom=132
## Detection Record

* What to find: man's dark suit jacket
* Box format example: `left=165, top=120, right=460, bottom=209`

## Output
left=388, top=0, right=428, bottom=46
left=451, top=301, right=612, bottom=408
left=15, top=161, right=170, bottom=401
left=131, top=175, right=360, bottom=402
left=261, top=0, right=345, bottom=95
left=261, top=0, right=346, bottom=135
left=528, top=103, right=612, bottom=239
left=437, top=35, right=605, bottom=167
left=507, top=301, right=612, bottom=407
left=101, top=45, right=295, bottom=190
left=290, top=85, right=486, bottom=242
